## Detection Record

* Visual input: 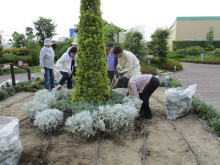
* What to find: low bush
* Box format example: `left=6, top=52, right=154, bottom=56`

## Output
left=146, top=58, right=182, bottom=71
left=160, top=77, right=182, bottom=87
left=0, top=90, right=9, bottom=101
left=3, top=47, right=29, bottom=56
left=160, top=59, right=183, bottom=71
left=211, top=48, right=220, bottom=56
left=0, top=81, right=40, bottom=101
left=167, top=52, right=186, bottom=59
left=185, top=46, right=203, bottom=56
left=141, top=65, right=157, bottom=75
left=192, top=97, right=220, bottom=136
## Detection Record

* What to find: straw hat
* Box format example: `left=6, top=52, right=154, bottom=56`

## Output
left=44, top=38, right=52, bottom=45
left=71, top=39, right=78, bottom=45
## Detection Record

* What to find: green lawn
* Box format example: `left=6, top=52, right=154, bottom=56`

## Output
left=0, top=66, right=41, bottom=76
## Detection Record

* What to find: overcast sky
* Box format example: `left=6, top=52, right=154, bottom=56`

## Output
left=0, top=0, right=219, bottom=43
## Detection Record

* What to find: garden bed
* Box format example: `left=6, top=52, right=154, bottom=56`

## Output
left=0, top=89, right=220, bottom=164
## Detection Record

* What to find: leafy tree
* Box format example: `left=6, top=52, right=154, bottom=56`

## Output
left=122, top=28, right=147, bottom=63
left=146, top=40, right=157, bottom=57
left=104, top=24, right=117, bottom=44
left=72, top=0, right=110, bottom=103
left=150, top=28, right=169, bottom=63
left=26, top=41, right=41, bottom=65
left=33, top=17, right=57, bottom=45
left=9, top=31, right=25, bottom=48
left=206, top=27, right=215, bottom=50
left=25, top=27, right=35, bottom=42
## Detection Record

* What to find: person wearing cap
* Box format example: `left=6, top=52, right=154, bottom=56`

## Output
left=71, top=39, right=78, bottom=48
left=106, top=43, right=118, bottom=84
left=40, top=38, right=55, bottom=90
left=56, top=47, right=77, bottom=89
left=113, top=46, right=141, bottom=88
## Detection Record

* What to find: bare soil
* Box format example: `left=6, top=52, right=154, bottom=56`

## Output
left=0, top=88, right=220, bottom=165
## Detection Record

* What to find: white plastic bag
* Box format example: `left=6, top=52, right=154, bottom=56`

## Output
left=165, top=84, right=196, bottom=120
left=0, top=116, right=23, bottom=165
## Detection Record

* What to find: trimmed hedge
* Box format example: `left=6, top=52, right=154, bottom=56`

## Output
left=148, top=57, right=183, bottom=71
left=178, top=59, right=220, bottom=64
left=173, top=41, right=220, bottom=51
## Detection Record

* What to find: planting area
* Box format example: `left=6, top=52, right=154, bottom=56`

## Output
left=0, top=89, right=220, bottom=165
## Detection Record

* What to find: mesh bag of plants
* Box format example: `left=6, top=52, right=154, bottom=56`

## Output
left=0, top=116, right=23, bottom=165
left=165, top=84, right=196, bottom=120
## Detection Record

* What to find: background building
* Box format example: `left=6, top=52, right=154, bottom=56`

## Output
left=168, top=16, right=220, bottom=51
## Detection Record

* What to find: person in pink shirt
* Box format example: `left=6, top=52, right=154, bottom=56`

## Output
left=127, top=74, right=160, bottom=119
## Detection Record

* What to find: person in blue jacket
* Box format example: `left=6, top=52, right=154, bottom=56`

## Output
left=106, top=43, right=118, bottom=84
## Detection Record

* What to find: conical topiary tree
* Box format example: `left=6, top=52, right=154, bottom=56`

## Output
left=71, top=0, right=110, bottom=103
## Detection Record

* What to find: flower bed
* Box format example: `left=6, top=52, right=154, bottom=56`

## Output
left=23, top=88, right=143, bottom=137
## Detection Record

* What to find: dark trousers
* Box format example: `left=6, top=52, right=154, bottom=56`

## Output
left=139, top=76, right=160, bottom=117
left=59, top=71, right=72, bottom=89
left=108, top=71, right=114, bottom=85
left=117, top=76, right=130, bottom=88
left=44, top=67, right=55, bottom=91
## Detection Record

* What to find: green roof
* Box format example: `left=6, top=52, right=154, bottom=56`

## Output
left=176, top=16, right=220, bottom=21
left=169, top=16, right=220, bottom=30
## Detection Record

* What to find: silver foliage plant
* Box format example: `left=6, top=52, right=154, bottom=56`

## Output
left=66, top=97, right=140, bottom=137
left=34, top=89, right=57, bottom=107
left=34, top=109, right=64, bottom=133
left=23, top=102, right=50, bottom=118
left=65, top=111, right=95, bottom=137
left=51, top=88, right=72, bottom=100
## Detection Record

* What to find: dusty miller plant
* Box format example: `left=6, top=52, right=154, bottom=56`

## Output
left=34, top=109, right=63, bottom=133
left=51, top=87, right=72, bottom=100
left=23, top=101, right=50, bottom=118
left=34, top=89, right=57, bottom=107
left=65, top=111, right=95, bottom=137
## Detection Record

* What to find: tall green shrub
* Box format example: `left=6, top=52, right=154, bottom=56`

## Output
left=122, top=28, right=147, bottom=62
left=72, top=0, right=110, bottom=103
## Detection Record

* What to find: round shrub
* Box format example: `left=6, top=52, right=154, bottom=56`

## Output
left=185, top=46, right=203, bottom=56
left=160, top=59, right=182, bottom=71
left=141, top=65, right=157, bottom=75
left=0, top=90, right=9, bottom=101
left=3, top=48, right=29, bottom=56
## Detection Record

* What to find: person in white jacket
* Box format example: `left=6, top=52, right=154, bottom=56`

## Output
left=56, top=47, right=77, bottom=89
left=40, top=38, right=55, bottom=91
left=113, top=46, right=141, bottom=88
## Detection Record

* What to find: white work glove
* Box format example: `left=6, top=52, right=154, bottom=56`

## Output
left=56, top=68, right=60, bottom=74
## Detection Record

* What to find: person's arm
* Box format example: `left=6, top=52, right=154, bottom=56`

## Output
left=39, top=49, right=45, bottom=68
left=129, top=80, right=139, bottom=98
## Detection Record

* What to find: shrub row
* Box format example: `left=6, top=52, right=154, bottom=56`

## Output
left=3, top=47, right=29, bottom=56
left=147, top=57, right=183, bottom=71
left=0, top=81, right=40, bottom=101
left=160, top=77, right=182, bottom=87
left=192, top=97, right=220, bottom=136
left=0, top=53, right=32, bottom=65
left=178, top=58, right=220, bottom=64
left=173, top=41, right=220, bottom=51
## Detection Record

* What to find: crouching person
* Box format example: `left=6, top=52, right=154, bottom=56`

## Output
left=127, top=74, right=160, bottom=119
left=56, top=47, right=77, bottom=89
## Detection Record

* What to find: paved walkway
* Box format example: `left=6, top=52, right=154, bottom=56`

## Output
left=159, top=62, right=220, bottom=112
left=1, top=62, right=220, bottom=112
